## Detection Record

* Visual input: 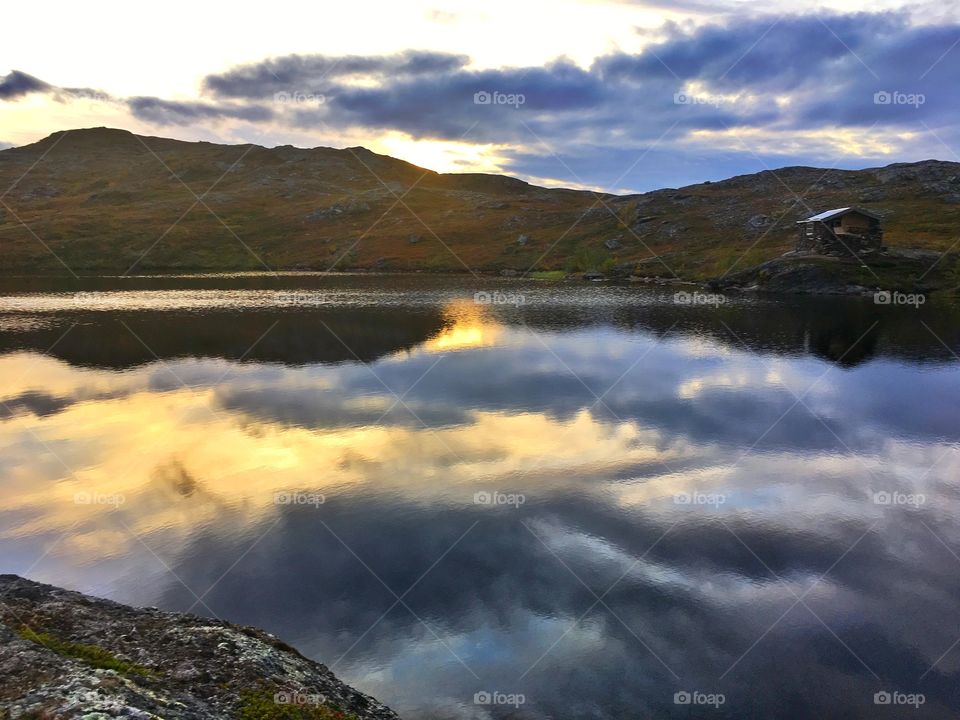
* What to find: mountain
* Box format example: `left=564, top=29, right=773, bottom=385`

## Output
left=0, top=127, right=958, bottom=281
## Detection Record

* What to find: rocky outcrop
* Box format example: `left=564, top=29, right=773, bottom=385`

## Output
left=0, top=575, right=400, bottom=720
left=708, top=249, right=956, bottom=296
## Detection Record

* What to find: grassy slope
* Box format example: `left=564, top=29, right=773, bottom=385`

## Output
left=0, top=127, right=958, bottom=284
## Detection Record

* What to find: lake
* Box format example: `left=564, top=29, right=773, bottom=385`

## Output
left=2, top=274, right=960, bottom=719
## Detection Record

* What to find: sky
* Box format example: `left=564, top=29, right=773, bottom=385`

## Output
left=1, top=0, right=959, bottom=192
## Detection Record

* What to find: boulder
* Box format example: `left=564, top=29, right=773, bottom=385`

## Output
left=0, top=575, right=400, bottom=720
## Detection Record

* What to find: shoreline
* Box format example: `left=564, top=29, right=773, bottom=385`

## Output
left=0, top=260, right=956, bottom=298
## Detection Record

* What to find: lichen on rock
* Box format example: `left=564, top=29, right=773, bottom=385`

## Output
left=0, top=576, right=399, bottom=720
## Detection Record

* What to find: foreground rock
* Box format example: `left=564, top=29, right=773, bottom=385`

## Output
left=0, top=575, right=400, bottom=719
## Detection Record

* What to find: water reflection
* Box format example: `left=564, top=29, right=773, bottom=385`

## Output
left=2, top=279, right=960, bottom=719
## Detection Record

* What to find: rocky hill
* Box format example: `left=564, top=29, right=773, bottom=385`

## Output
left=0, top=575, right=400, bottom=720
left=0, top=127, right=958, bottom=280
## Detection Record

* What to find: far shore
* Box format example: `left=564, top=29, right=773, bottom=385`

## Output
left=1, top=249, right=957, bottom=298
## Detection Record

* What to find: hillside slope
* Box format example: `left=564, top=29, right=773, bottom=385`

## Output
left=0, top=127, right=958, bottom=279
left=0, top=575, right=400, bottom=719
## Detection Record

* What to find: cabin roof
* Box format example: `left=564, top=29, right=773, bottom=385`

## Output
left=797, top=207, right=881, bottom=223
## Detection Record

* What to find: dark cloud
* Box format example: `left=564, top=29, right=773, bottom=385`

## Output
left=56, top=87, right=115, bottom=103
left=0, top=69, right=114, bottom=106
left=152, top=485, right=960, bottom=718
left=0, top=391, right=71, bottom=419
left=309, top=59, right=612, bottom=143
left=598, top=12, right=904, bottom=88
left=127, top=96, right=274, bottom=125
left=184, top=10, right=960, bottom=182
left=0, top=70, right=50, bottom=100
left=214, top=384, right=472, bottom=430
left=202, top=51, right=471, bottom=100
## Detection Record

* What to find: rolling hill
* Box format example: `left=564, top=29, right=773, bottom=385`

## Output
left=0, top=127, right=958, bottom=284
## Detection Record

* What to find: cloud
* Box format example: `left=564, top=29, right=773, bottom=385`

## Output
left=190, top=11, right=960, bottom=162
left=202, top=50, right=471, bottom=100
left=0, top=69, right=114, bottom=106
left=0, top=391, right=72, bottom=419
left=0, top=70, right=50, bottom=100
left=127, top=96, right=274, bottom=125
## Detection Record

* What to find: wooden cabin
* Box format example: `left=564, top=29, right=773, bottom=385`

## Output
left=796, top=207, right=883, bottom=255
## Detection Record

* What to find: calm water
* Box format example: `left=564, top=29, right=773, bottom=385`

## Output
left=2, top=274, right=960, bottom=719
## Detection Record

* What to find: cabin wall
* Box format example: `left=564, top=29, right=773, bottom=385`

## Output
left=796, top=214, right=883, bottom=255
left=838, top=212, right=874, bottom=234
